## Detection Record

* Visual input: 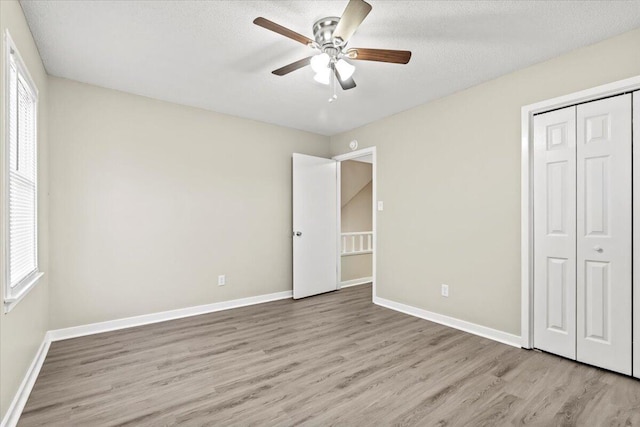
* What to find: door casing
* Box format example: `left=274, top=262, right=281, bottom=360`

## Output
left=634, top=93, right=640, bottom=378
left=333, top=147, right=377, bottom=301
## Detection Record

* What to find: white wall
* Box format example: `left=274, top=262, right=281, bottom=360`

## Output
left=0, top=0, right=50, bottom=420
left=331, top=28, right=640, bottom=335
left=47, top=77, right=329, bottom=329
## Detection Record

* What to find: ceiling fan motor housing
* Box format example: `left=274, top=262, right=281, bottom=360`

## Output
left=313, top=17, right=343, bottom=53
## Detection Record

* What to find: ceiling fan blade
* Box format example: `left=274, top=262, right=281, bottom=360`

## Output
left=334, top=67, right=356, bottom=90
left=253, top=17, right=314, bottom=46
left=346, top=48, right=411, bottom=64
left=332, top=0, right=372, bottom=43
left=272, top=57, right=313, bottom=76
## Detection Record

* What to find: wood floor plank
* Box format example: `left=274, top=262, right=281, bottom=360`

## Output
left=18, top=285, right=640, bottom=426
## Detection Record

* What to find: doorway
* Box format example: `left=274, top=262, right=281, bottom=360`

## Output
left=339, top=158, right=373, bottom=288
left=334, top=147, right=377, bottom=297
left=291, top=147, right=377, bottom=300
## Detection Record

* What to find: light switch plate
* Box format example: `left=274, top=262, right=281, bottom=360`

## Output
left=441, top=284, right=449, bottom=297
left=377, top=201, right=384, bottom=211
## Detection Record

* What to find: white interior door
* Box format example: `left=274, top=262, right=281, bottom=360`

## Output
left=632, top=91, right=640, bottom=379
left=576, top=94, right=632, bottom=375
left=533, top=106, right=577, bottom=359
left=292, top=153, right=338, bottom=299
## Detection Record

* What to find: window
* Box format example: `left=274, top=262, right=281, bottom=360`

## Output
left=4, top=30, right=42, bottom=311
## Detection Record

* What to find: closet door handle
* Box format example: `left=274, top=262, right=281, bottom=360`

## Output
left=594, top=246, right=603, bottom=253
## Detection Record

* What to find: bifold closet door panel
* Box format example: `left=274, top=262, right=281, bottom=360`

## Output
left=576, top=94, right=632, bottom=375
left=533, top=106, right=577, bottom=359
left=633, top=91, right=640, bottom=379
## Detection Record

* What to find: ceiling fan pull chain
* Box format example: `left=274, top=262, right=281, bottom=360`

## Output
left=329, top=64, right=338, bottom=103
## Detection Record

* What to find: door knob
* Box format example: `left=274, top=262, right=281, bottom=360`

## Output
left=294, top=231, right=302, bottom=237
left=594, top=246, right=603, bottom=253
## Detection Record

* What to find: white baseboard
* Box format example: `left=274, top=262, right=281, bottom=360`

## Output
left=49, top=290, right=293, bottom=342
left=1, top=332, right=51, bottom=427
left=340, top=277, right=373, bottom=288
left=373, top=296, right=521, bottom=348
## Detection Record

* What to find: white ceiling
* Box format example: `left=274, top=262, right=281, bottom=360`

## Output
left=20, top=0, right=640, bottom=136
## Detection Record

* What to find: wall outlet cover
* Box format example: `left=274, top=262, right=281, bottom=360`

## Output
left=441, top=284, right=449, bottom=297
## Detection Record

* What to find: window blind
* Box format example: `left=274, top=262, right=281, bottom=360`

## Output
left=8, top=54, right=38, bottom=290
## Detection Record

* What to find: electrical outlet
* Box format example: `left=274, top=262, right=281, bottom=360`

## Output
left=218, top=275, right=226, bottom=286
left=441, top=284, right=449, bottom=297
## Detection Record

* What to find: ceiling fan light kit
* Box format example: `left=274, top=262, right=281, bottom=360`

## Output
left=310, top=53, right=331, bottom=74
left=335, top=59, right=355, bottom=80
left=314, top=67, right=332, bottom=85
left=253, top=0, right=411, bottom=102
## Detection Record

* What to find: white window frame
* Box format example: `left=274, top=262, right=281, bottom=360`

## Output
left=3, top=30, right=43, bottom=313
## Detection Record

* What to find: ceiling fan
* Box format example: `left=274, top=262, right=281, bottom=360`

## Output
left=253, top=0, right=411, bottom=98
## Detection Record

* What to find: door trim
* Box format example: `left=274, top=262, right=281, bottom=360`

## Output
left=333, top=147, right=377, bottom=300
left=521, top=75, right=640, bottom=349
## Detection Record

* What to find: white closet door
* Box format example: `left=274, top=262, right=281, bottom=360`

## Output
left=576, top=94, right=632, bottom=375
left=533, top=106, right=577, bottom=359
left=633, top=91, right=640, bottom=379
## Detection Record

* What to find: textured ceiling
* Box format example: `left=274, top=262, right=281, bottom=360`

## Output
left=20, top=0, right=640, bottom=136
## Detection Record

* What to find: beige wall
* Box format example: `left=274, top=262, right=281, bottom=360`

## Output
left=341, top=254, right=372, bottom=282
left=342, top=181, right=373, bottom=232
left=341, top=160, right=372, bottom=209
left=0, top=0, right=50, bottom=420
left=331, top=28, right=640, bottom=335
left=47, top=77, right=329, bottom=329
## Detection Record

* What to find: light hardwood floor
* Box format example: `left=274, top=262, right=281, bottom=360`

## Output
left=20, top=285, right=640, bottom=426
